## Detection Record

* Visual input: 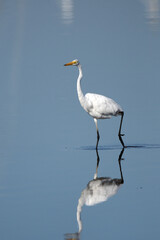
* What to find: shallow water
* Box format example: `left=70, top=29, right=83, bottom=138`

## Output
left=0, top=0, right=160, bottom=239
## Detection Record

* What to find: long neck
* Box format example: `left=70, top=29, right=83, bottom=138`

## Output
left=77, top=64, right=85, bottom=107
left=77, top=192, right=84, bottom=233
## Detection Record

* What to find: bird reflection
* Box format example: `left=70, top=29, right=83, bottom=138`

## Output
left=141, top=0, right=160, bottom=29
left=64, top=148, right=125, bottom=239
left=61, top=0, right=74, bottom=24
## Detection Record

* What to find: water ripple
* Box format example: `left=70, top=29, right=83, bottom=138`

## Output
left=78, top=144, right=160, bottom=151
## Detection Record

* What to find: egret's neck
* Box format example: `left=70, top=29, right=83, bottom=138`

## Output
left=77, top=192, right=84, bottom=233
left=77, top=64, right=85, bottom=107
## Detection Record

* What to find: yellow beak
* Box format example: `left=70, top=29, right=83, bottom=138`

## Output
left=64, top=60, right=74, bottom=66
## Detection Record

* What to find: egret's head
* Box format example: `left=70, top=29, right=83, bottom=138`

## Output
left=64, top=59, right=80, bottom=66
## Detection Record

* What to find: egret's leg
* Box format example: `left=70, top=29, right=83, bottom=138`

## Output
left=94, top=148, right=100, bottom=179
left=94, top=118, right=100, bottom=149
left=118, top=148, right=124, bottom=184
left=118, top=112, right=125, bottom=148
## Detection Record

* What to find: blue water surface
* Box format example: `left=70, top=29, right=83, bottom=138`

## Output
left=0, top=1, right=160, bottom=239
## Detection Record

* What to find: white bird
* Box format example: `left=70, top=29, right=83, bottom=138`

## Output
left=64, top=59, right=125, bottom=148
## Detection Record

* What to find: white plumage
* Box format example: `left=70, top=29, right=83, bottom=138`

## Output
left=84, top=93, right=123, bottom=119
left=64, top=59, right=125, bottom=148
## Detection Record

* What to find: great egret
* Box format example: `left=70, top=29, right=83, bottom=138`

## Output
left=64, top=59, right=125, bottom=148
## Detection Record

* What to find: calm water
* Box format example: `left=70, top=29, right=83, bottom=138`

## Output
left=0, top=0, right=160, bottom=239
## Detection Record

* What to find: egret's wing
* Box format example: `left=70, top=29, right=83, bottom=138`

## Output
left=85, top=93, right=122, bottom=118
left=83, top=178, right=121, bottom=206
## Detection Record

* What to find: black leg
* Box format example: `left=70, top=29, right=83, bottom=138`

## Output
left=96, top=147, right=100, bottom=169
left=96, top=130, right=100, bottom=150
left=118, top=148, right=125, bottom=184
left=94, top=148, right=100, bottom=179
left=118, top=112, right=125, bottom=148
left=94, top=118, right=100, bottom=150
